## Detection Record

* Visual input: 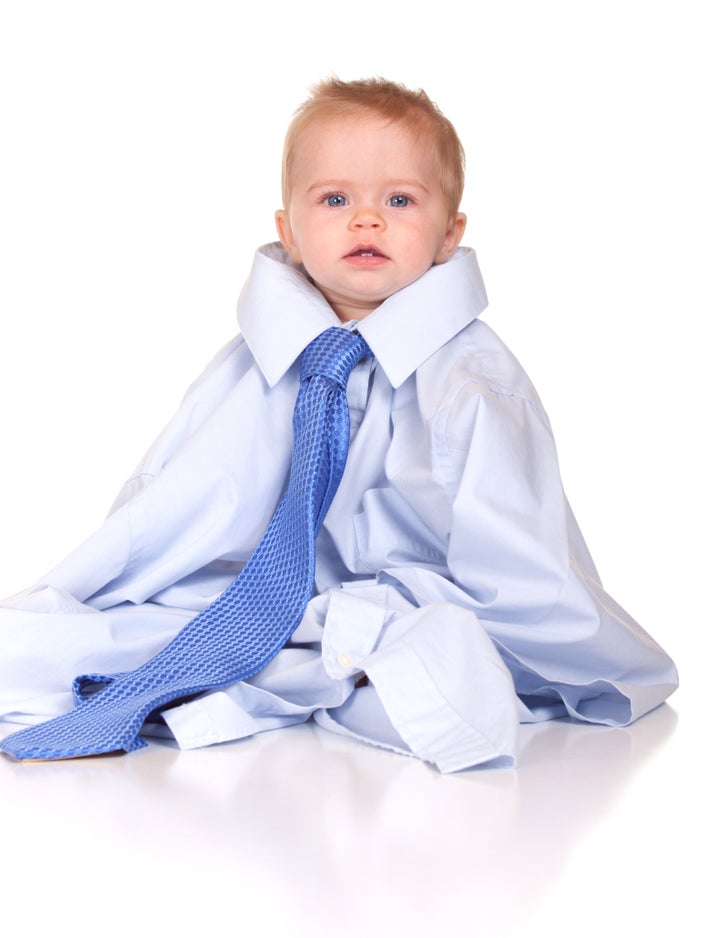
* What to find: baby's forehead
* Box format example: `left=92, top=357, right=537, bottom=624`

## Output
left=291, top=114, right=440, bottom=183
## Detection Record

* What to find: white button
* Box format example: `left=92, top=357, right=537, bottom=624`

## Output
left=336, top=652, right=353, bottom=669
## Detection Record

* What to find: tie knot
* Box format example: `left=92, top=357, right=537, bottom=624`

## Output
left=300, top=328, right=372, bottom=388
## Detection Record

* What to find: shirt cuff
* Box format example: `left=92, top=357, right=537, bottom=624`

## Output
left=364, top=639, right=515, bottom=772
left=161, top=683, right=311, bottom=749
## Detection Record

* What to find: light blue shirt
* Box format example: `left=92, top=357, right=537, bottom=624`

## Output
left=0, top=244, right=678, bottom=771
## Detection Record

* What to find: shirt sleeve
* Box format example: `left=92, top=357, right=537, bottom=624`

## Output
left=316, top=378, right=678, bottom=772
left=445, top=379, right=677, bottom=722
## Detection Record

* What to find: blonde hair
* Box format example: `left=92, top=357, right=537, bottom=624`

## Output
left=281, top=76, right=465, bottom=214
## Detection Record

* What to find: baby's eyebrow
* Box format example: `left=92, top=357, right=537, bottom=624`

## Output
left=306, top=178, right=430, bottom=194
left=306, top=180, right=353, bottom=193
left=384, top=179, right=430, bottom=193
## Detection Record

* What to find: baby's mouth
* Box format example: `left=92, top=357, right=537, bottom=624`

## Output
left=345, top=246, right=389, bottom=259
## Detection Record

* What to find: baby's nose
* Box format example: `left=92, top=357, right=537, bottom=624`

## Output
left=350, top=205, right=385, bottom=228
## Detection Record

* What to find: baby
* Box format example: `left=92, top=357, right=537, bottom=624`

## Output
left=0, top=78, right=678, bottom=770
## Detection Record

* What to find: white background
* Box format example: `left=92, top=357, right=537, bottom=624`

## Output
left=0, top=2, right=717, bottom=935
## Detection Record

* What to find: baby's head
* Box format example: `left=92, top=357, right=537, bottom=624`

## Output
left=275, top=77, right=467, bottom=322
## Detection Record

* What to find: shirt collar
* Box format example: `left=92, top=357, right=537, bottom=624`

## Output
left=236, top=242, right=489, bottom=389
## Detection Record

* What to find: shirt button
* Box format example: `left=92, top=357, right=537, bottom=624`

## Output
left=337, top=652, right=353, bottom=669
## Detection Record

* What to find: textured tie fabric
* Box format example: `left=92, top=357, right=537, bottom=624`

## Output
left=0, top=327, right=371, bottom=761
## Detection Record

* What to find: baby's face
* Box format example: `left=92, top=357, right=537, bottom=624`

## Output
left=275, top=115, right=465, bottom=322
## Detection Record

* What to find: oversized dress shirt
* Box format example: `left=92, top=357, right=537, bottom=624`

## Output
left=0, top=244, right=678, bottom=771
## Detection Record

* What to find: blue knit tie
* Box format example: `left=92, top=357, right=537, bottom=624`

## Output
left=0, top=327, right=371, bottom=761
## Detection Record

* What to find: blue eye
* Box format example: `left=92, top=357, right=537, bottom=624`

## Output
left=324, top=193, right=348, bottom=207
left=388, top=194, right=412, bottom=208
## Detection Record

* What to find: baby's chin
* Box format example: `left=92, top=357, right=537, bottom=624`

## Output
left=316, top=271, right=434, bottom=320
left=309, top=283, right=388, bottom=322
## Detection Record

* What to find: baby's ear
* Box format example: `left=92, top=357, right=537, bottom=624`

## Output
left=435, top=212, right=467, bottom=264
left=275, top=210, right=302, bottom=262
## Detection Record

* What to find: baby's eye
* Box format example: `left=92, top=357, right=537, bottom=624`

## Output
left=388, top=194, right=412, bottom=208
left=323, top=193, right=348, bottom=207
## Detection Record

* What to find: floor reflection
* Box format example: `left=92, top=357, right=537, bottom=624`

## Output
left=1, top=705, right=677, bottom=936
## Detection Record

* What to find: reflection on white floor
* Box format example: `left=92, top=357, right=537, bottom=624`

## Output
left=0, top=700, right=705, bottom=937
